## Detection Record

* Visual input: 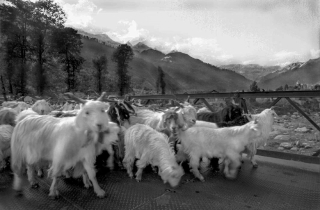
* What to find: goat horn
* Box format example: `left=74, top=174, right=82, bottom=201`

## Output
left=64, top=92, right=87, bottom=104
left=186, top=95, right=190, bottom=103
left=97, top=92, right=107, bottom=101
left=270, top=106, right=280, bottom=110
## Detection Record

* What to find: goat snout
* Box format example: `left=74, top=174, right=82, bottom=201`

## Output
left=96, top=124, right=102, bottom=131
left=41, top=110, right=44, bottom=115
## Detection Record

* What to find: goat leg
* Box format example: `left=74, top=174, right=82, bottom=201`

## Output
left=83, top=160, right=105, bottom=198
left=189, top=155, right=204, bottom=182
left=27, top=164, right=39, bottom=189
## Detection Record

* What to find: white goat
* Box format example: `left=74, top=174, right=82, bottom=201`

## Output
left=0, top=125, right=14, bottom=170
left=62, top=101, right=74, bottom=111
left=31, top=99, right=52, bottom=115
left=194, top=120, right=218, bottom=129
left=243, top=107, right=278, bottom=167
left=16, top=109, right=39, bottom=123
left=11, top=99, right=110, bottom=199
left=175, top=120, right=262, bottom=181
left=63, top=122, right=121, bottom=188
left=127, top=102, right=197, bottom=131
left=123, top=124, right=184, bottom=187
left=2, top=101, right=30, bottom=114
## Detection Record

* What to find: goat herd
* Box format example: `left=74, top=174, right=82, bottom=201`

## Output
left=0, top=92, right=278, bottom=199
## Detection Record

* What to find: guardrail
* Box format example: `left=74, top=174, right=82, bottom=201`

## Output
left=127, top=90, right=320, bottom=132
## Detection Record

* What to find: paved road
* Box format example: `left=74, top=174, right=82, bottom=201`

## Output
left=0, top=158, right=319, bottom=210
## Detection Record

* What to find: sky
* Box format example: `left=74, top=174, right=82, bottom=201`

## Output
left=6, top=0, right=320, bottom=66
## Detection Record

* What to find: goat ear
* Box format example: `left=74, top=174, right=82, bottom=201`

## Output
left=174, top=107, right=180, bottom=112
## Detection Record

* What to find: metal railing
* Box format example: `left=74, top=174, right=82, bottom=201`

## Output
left=127, top=90, right=320, bottom=132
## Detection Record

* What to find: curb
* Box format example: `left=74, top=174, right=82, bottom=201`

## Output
left=257, top=149, right=320, bottom=165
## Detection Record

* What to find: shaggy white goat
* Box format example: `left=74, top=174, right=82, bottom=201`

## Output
left=2, top=101, right=30, bottom=114
left=194, top=120, right=218, bottom=129
left=175, top=120, right=262, bottom=181
left=11, top=99, right=110, bottom=199
left=62, top=101, right=74, bottom=111
left=127, top=102, right=197, bottom=131
left=16, top=109, right=39, bottom=123
left=63, top=123, right=121, bottom=188
left=243, top=107, right=278, bottom=167
left=0, top=125, right=14, bottom=170
left=123, top=124, right=184, bottom=187
left=31, top=99, right=52, bottom=115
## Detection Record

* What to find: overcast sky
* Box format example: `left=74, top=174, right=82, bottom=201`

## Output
left=24, top=0, right=320, bottom=66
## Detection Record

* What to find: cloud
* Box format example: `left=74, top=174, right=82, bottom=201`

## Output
left=55, top=0, right=102, bottom=29
left=106, top=20, right=150, bottom=44
left=271, top=50, right=303, bottom=65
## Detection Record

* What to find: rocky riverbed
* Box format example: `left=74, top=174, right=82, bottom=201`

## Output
left=264, top=112, right=320, bottom=156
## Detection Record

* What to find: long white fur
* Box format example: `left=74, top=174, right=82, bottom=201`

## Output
left=175, top=120, right=262, bottom=181
left=62, top=101, right=74, bottom=111
left=127, top=109, right=166, bottom=130
left=16, top=109, right=39, bottom=123
left=11, top=100, right=110, bottom=198
left=127, top=102, right=197, bottom=131
left=123, top=124, right=184, bottom=187
left=0, top=125, right=14, bottom=170
left=243, top=108, right=278, bottom=167
left=63, top=122, right=121, bottom=189
left=2, top=101, right=30, bottom=114
left=194, top=120, right=218, bottom=129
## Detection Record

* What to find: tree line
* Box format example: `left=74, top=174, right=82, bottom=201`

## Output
left=0, top=0, right=159, bottom=98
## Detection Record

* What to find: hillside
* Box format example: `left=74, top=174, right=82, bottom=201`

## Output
left=79, top=33, right=252, bottom=93
left=137, top=50, right=252, bottom=92
left=220, top=64, right=281, bottom=81
left=258, top=58, right=320, bottom=89
left=80, top=38, right=181, bottom=93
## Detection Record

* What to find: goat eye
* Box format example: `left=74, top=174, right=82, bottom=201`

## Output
left=101, top=109, right=105, bottom=113
left=86, top=111, right=90, bottom=115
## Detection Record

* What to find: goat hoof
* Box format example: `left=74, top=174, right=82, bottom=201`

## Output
left=31, top=183, right=39, bottom=189
left=136, top=178, right=141, bottom=182
left=252, top=164, right=258, bottom=168
left=96, top=189, right=106, bottom=198
left=49, top=195, right=59, bottom=200
left=15, top=190, right=23, bottom=197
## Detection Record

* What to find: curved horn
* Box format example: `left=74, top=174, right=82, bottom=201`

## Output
left=97, top=92, right=107, bottom=101
left=64, top=92, right=87, bottom=104
left=270, top=106, right=279, bottom=110
left=185, top=95, right=190, bottom=103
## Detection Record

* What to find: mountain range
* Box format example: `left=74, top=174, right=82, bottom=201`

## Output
left=77, top=29, right=320, bottom=93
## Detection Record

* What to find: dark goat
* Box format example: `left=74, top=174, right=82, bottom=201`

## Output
left=97, top=100, right=135, bottom=170
left=158, top=109, right=180, bottom=153
left=197, top=104, right=243, bottom=123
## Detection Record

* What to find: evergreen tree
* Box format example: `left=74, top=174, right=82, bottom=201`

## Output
left=92, top=54, right=108, bottom=94
left=30, top=0, right=66, bottom=95
left=51, top=27, right=84, bottom=92
left=156, top=66, right=166, bottom=94
left=112, top=44, right=133, bottom=96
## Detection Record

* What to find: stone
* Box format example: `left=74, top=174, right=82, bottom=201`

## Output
left=280, top=142, right=292, bottom=149
left=294, top=127, right=309, bottom=133
left=274, top=135, right=290, bottom=141
left=278, top=147, right=284, bottom=150
left=290, top=147, right=298, bottom=151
